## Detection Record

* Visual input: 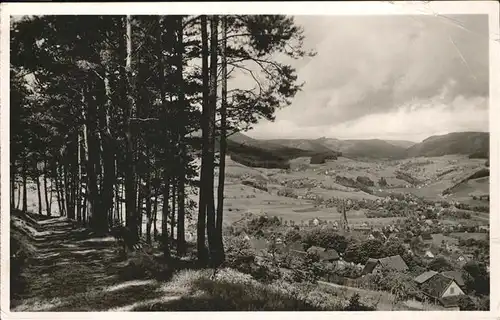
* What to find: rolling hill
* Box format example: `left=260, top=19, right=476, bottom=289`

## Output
left=406, top=132, right=489, bottom=158
left=385, top=140, right=417, bottom=148
left=212, top=131, right=490, bottom=168
left=271, top=137, right=407, bottom=160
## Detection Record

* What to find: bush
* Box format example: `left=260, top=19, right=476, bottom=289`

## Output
left=310, top=153, right=338, bottom=164
left=463, top=261, right=489, bottom=296
left=427, top=256, right=453, bottom=272
left=251, top=264, right=281, bottom=284
left=469, top=151, right=488, bottom=159
left=357, top=176, right=374, bottom=187
left=242, top=179, right=268, bottom=192
left=277, top=188, right=298, bottom=199
left=247, top=215, right=282, bottom=234
left=284, top=229, right=302, bottom=244
left=301, top=228, right=348, bottom=253
left=344, top=294, right=376, bottom=311
left=11, top=236, right=30, bottom=299
left=183, top=278, right=324, bottom=310
left=119, top=251, right=172, bottom=281
left=378, top=177, right=388, bottom=187
left=230, top=153, right=290, bottom=169
left=468, top=168, right=489, bottom=180
left=395, top=171, right=420, bottom=186
left=457, top=295, right=477, bottom=310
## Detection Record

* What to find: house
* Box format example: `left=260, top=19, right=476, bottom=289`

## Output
left=452, top=253, right=473, bottom=267
left=441, top=270, right=465, bottom=288
left=362, top=255, right=409, bottom=275
left=416, top=272, right=465, bottom=306
left=306, top=246, right=340, bottom=262
left=368, top=230, right=387, bottom=241
left=478, top=225, right=490, bottom=232
left=414, top=270, right=438, bottom=285
left=424, top=249, right=436, bottom=259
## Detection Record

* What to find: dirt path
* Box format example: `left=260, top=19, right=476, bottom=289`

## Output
left=10, top=212, right=179, bottom=311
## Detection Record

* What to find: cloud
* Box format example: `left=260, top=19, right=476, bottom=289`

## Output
left=249, top=89, right=488, bottom=142
left=247, top=14, right=489, bottom=140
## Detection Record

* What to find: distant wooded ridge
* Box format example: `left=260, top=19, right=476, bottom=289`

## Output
left=220, top=131, right=489, bottom=169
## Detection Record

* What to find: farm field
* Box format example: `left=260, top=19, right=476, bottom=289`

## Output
left=16, top=153, right=489, bottom=232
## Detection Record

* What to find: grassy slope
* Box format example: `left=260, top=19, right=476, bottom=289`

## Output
left=12, top=212, right=385, bottom=311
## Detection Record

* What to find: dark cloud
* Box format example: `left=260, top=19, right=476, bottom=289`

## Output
left=274, top=14, right=489, bottom=128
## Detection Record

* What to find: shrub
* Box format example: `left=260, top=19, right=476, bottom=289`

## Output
left=344, top=294, right=376, bottom=311
left=182, top=277, right=324, bottom=311
left=357, top=176, right=374, bottom=187
left=242, top=179, right=268, bottom=192
left=378, top=177, right=388, bottom=187
left=277, top=188, right=298, bottom=199
left=457, top=295, right=477, bottom=310
left=251, top=264, right=281, bottom=284
left=301, top=228, right=348, bottom=253
left=119, top=251, right=172, bottom=281
left=428, top=256, right=453, bottom=272
left=310, top=153, right=338, bottom=164
left=468, top=168, right=489, bottom=180
left=230, top=153, right=290, bottom=169
left=469, top=151, right=488, bottom=159
left=463, top=261, right=489, bottom=296
left=10, top=236, right=30, bottom=299
left=247, top=215, right=282, bottom=234
left=284, top=229, right=302, bottom=244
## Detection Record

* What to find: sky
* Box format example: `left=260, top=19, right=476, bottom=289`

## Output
left=246, top=14, right=490, bottom=142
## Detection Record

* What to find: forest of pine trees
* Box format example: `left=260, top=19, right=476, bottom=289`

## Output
left=10, top=15, right=311, bottom=266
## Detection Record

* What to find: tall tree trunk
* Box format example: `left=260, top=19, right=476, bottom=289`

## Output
left=43, top=161, right=52, bottom=216
left=76, top=136, right=82, bottom=221
left=99, top=66, right=116, bottom=231
left=16, top=182, right=21, bottom=210
left=206, top=15, right=219, bottom=262
left=153, top=183, right=158, bottom=241
left=59, top=164, right=67, bottom=217
left=145, top=173, right=152, bottom=244
left=197, top=15, right=210, bottom=263
left=175, top=16, right=187, bottom=256
left=157, top=15, right=170, bottom=258
left=215, top=15, right=228, bottom=264
left=35, top=170, right=43, bottom=215
left=63, top=158, right=73, bottom=219
left=162, top=176, right=170, bottom=258
left=171, top=180, right=176, bottom=242
left=22, top=160, right=27, bottom=212
left=137, top=179, right=143, bottom=237
left=11, top=161, right=16, bottom=208
left=176, top=177, right=185, bottom=255
left=114, top=176, right=120, bottom=224
left=124, top=15, right=139, bottom=242
left=85, top=83, right=103, bottom=230
left=54, top=164, right=64, bottom=216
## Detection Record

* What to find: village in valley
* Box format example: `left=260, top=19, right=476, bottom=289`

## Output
left=8, top=11, right=491, bottom=312
left=210, top=149, right=490, bottom=311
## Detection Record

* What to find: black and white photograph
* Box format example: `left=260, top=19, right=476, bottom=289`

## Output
left=1, top=1, right=499, bottom=316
